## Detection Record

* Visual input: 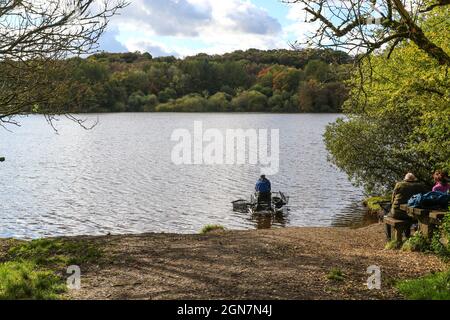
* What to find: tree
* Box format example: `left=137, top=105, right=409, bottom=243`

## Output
left=2, top=48, right=351, bottom=116
left=122, top=71, right=150, bottom=95
left=268, top=93, right=284, bottom=112
left=142, top=95, right=159, bottom=112
left=156, top=94, right=208, bottom=112
left=324, top=7, right=450, bottom=193
left=304, top=60, right=331, bottom=82
left=231, top=90, right=268, bottom=112
left=272, top=68, right=303, bottom=92
left=207, top=92, right=232, bottom=112
left=0, top=0, right=127, bottom=125
left=158, top=88, right=177, bottom=103
left=286, top=0, right=450, bottom=66
left=298, top=80, right=319, bottom=113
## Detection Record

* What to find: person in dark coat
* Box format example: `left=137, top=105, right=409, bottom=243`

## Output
left=386, top=173, right=428, bottom=239
left=390, top=173, right=428, bottom=220
left=255, top=175, right=271, bottom=208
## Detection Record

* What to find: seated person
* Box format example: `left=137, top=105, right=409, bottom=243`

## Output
left=386, top=173, right=428, bottom=239
left=389, top=173, right=428, bottom=220
left=255, top=175, right=271, bottom=206
left=432, top=170, right=450, bottom=194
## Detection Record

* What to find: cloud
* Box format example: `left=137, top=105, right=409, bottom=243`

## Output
left=114, top=0, right=211, bottom=37
left=98, top=29, right=128, bottom=53
left=227, top=2, right=281, bottom=35
left=283, top=4, right=321, bottom=45
left=101, top=0, right=293, bottom=56
left=113, top=0, right=282, bottom=37
left=124, top=39, right=179, bottom=57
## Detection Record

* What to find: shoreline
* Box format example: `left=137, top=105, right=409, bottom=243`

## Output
left=2, top=223, right=447, bottom=300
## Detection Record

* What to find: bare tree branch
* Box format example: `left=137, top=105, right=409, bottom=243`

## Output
left=0, top=0, right=128, bottom=126
left=284, top=0, right=450, bottom=66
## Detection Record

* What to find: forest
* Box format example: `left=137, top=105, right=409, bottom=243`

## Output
left=55, top=48, right=352, bottom=113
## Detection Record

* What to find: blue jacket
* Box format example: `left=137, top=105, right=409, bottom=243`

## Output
left=255, top=178, right=271, bottom=193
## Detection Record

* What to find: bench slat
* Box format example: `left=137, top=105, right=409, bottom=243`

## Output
left=430, top=211, right=447, bottom=220
left=384, top=217, right=411, bottom=227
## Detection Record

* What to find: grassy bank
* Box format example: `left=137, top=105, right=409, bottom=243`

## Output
left=397, top=270, right=450, bottom=300
left=0, top=238, right=102, bottom=299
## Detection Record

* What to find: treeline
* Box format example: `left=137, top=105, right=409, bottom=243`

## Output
left=59, top=48, right=352, bottom=113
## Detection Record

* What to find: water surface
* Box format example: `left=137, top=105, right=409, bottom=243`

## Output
left=0, top=113, right=370, bottom=238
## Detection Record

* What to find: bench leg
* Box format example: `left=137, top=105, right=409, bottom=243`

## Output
left=419, top=222, right=435, bottom=240
left=385, top=224, right=392, bottom=241
left=392, top=227, right=403, bottom=243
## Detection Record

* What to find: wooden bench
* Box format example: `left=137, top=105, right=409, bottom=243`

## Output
left=430, top=211, right=446, bottom=221
left=384, top=217, right=413, bottom=243
left=399, top=204, right=447, bottom=239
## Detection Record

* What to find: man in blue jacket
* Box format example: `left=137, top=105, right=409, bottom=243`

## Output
left=255, top=175, right=271, bottom=193
left=255, top=175, right=271, bottom=208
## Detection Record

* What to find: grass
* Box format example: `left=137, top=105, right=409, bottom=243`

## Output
left=385, top=240, right=402, bottom=250
left=327, top=268, right=345, bottom=281
left=0, top=261, right=66, bottom=300
left=200, top=225, right=226, bottom=234
left=6, top=239, right=102, bottom=267
left=0, top=238, right=102, bottom=300
left=401, top=232, right=430, bottom=252
left=397, top=270, right=450, bottom=300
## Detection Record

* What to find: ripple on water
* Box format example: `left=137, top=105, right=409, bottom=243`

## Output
left=0, top=113, right=366, bottom=238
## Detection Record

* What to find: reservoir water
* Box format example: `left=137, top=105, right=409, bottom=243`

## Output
left=0, top=113, right=371, bottom=238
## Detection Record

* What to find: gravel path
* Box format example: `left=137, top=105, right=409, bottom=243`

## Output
left=65, top=223, right=448, bottom=300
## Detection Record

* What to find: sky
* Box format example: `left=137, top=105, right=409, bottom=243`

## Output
left=98, top=0, right=317, bottom=57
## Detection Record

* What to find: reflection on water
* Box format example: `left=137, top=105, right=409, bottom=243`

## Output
left=0, top=113, right=371, bottom=238
left=248, top=210, right=290, bottom=230
left=332, top=202, right=380, bottom=228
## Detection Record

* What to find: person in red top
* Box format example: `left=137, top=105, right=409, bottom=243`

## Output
left=432, top=170, right=450, bottom=194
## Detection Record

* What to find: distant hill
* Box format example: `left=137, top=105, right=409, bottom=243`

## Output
left=54, top=49, right=352, bottom=113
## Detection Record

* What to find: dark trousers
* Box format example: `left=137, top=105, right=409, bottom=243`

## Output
left=256, top=192, right=271, bottom=209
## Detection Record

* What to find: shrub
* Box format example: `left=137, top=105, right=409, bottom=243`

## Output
left=397, top=270, right=450, bottom=300
left=385, top=240, right=402, bottom=250
left=402, top=232, right=430, bottom=252
left=207, top=92, right=232, bottom=112
left=155, top=94, right=208, bottom=112
left=327, top=268, right=345, bottom=281
left=231, top=90, right=268, bottom=112
left=431, top=210, right=450, bottom=259
left=200, top=225, right=225, bottom=234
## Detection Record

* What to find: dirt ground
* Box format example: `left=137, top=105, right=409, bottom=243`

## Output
left=62, top=223, right=447, bottom=300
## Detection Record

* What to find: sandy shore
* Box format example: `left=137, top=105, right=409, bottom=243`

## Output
left=29, top=223, right=444, bottom=300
